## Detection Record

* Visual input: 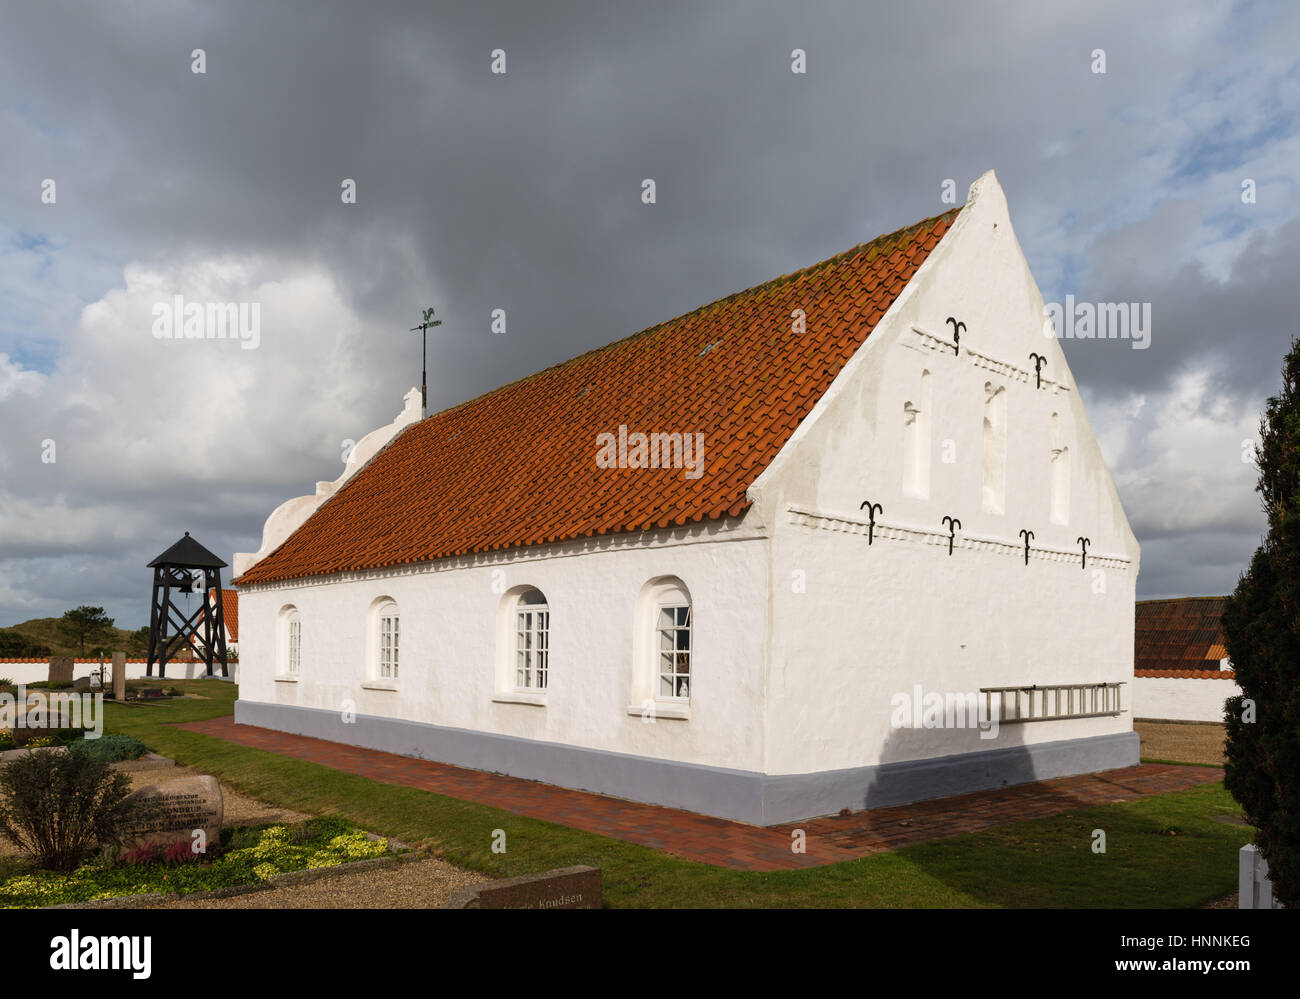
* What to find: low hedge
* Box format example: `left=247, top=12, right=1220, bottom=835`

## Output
left=72, top=734, right=148, bottom=763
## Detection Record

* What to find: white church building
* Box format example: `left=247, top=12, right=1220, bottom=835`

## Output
left=233, top=171, right=1140, bottom=825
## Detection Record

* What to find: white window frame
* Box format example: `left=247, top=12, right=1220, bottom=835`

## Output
left=493, top=586, right=551, bottom=706
left=655, top=602, right=691, bottom=701
left=514, top=591, right=549, bottom=691
left=363, top=597, right=401, bottom=690
left=379, top=606, right=399, bottom=679
left=628, top=577, right=693, bottom=721
left=275, top=605, right=301, bottom=682
left=287, top=615, right=301, bottom=675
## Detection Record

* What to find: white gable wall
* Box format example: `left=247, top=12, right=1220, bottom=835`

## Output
left=751, top=172, right=1140, bottom=779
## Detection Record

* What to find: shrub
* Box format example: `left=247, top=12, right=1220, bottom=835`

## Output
left=0, top=748, right=157, bottom=871
left=72, top=734, right=148, bottom=763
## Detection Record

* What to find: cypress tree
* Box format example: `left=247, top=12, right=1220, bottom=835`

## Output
left=1223, top=337, right=1300, bottom=906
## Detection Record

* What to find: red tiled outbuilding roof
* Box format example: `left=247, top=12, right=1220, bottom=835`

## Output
left=1134, top=597, right=1232, bottom=677
left=0, top=658, right=149, bottom=664
left=237, top=208, right=960, bottom=585
left=192, top=589, right=239, bottom=643
left=214, top=588, right=238, bottom=642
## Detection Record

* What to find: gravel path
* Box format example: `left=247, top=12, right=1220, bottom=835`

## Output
left=1133, top=721, right=1226, bottom=767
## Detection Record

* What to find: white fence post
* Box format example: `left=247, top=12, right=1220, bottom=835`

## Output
left=1239, top=844, right=1282, bottom=909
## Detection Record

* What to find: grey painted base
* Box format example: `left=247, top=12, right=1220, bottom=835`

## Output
left=234, top=700, right=1140, bottom=826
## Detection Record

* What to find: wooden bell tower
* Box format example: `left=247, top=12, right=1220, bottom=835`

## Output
left=145, top=532, right=230, bottom=679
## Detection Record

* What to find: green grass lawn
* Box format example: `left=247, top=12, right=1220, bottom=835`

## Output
left=93, top=680, right=1253, bottom=908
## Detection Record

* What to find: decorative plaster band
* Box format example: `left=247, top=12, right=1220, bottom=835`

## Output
left=907, top=325, right=1071, bottom=394
left=786, top=503, right=1131, bottom=569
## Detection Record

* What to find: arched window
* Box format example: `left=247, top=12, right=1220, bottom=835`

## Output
left=367, top=597, right=399, bottom=683
left=982, top=382, right=1007, bottom=514
left=514, top=588, right=549, bottom=691
left=902, top=369, right=932, bottom=499
left=629, top=577, right=693, bottom=717
left=277, top=605, right=301, bottom=678
left=1050, top=411, right=1070, bottom=525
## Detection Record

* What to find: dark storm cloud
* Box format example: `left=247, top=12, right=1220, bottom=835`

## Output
left=1, top=0, right=1298, bottom=625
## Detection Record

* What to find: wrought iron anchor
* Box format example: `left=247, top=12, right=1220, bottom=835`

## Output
left=945, top=316, right=965, bottom=356
left=942, top=515, right=961, bottom=556
left=1019, top=528, right=1035, bottom=565
left=1029, top=352, right=1046, bottom=389
left=859, top=500, right=883, bottom=545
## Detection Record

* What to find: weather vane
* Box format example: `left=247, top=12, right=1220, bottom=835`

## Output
left=409, top=306, right=442, bottom=418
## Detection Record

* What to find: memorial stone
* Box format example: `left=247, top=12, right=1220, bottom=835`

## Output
left=123, top=775, right=223, bottom=851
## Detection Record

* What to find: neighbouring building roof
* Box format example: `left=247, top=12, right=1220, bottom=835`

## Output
left=0, top=658, right=150, bottom=664
left=212, top=588, right=238, bottom=642
left=1134, top=597, right=1233, bottom=678
left=237, top=207, right=960, bottom=585
left=189, top=589, right=239, bottom=646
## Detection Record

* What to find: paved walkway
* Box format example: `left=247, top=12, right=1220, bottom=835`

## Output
left=176, top=717, right=1224, bottom=872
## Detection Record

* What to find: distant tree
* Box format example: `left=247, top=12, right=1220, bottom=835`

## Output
left=126, top=626, right=150, bottom=658
left=1222, top=336, right=1300, bottom=908
left=57, top=606, right=115, bottom=657
left=0, top=629, right=51, bottom=658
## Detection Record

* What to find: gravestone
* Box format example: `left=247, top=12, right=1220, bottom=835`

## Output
left=48, top=656, right=74, bottom=686
left=0, top=745, right=68, bottom=764
left=122, top=775, right=223, bottom=852
left=14, top=673, right=65, bottom=745
left=446, top=865, right=601, bottom=909
left=112, top=652, right=127, bottom=701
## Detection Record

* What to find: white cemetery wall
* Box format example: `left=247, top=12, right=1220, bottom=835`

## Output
left=1132, top=674, right=1240, bottom=723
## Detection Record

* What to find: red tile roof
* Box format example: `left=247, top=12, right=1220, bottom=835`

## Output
left=0, top=658, right=149, bottom=664
left=237, top=208, right=961, bottom=585
left=1134, top=597, right=1232, bottom=677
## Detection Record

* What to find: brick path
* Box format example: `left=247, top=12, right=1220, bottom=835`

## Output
left=176, top=717, right=1223, bottom=871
